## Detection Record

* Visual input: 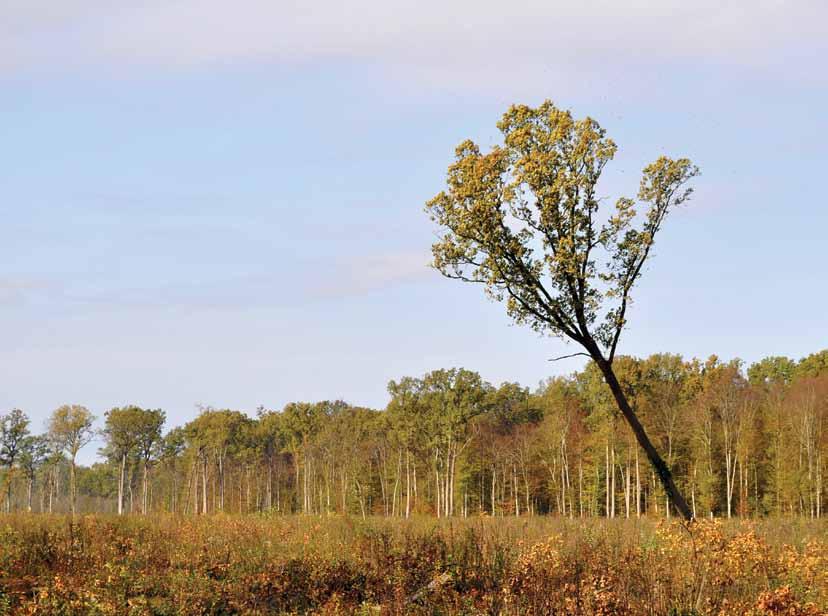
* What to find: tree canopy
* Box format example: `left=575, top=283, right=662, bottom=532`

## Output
left=426, top=101, right=699, bottom=519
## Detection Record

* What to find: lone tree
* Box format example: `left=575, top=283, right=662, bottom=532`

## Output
left=426, top=101, right=698, bottom=520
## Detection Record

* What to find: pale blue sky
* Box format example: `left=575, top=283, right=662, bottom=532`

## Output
left=2, top=1, right=826, bottom=462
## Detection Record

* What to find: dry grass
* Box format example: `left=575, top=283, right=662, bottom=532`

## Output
left=0, top=514, right=826, bottom=614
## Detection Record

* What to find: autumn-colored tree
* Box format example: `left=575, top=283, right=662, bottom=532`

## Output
left=426, top=101, right=698, bottom=519
left=3, top=351, right=824, bottom=518
left=48, top=404, right=95, bottom=516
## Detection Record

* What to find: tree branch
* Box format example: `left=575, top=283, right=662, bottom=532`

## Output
left=548, top=352, right=591, bottom=362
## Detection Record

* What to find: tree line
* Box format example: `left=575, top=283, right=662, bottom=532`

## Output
left=1, top=349, right=825, bottom=519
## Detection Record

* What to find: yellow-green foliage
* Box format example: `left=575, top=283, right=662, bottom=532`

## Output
left=0, top=515, right=825, bottom=615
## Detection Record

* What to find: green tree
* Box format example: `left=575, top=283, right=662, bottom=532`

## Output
left=748, top=356, right=796, bottom=386
left=186, top=409, right=250, bottom=513
left=77, top=463, right=117, bottom=503
left=796, top=350, right=828, bottom=379
left=535, top=378, right=584, bottom=517
left=0, top=408, right=30, bottom=512
left=134, top=408, right=165, bottom=514
left=638, top=354, right=698, bottom=517
left=426, top=101, right=698, bottom=519
left=18, top=435, right=48, bottom=511
left=48, top=404, right=95, bottom=516
left=387, top=377, right=430, bottom=517
left=342, top=407, right=382, bottom=518
left=420, top=368, right=490, bottom=517
left=279, top=401, right=342, bottom=514
left=255, top=409, right=286, bottom=512
left=102, top=406, right=142, bottom=515
left=158, top=427, right=186, bottom=513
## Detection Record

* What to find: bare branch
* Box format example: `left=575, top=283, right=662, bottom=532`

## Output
left=548, top=352, right=591, bottom=362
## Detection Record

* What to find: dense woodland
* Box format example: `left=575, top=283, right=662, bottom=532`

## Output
left=1, top=349, right=826, bottom=519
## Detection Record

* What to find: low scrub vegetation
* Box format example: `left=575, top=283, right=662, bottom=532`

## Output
left=0, top=515, right=826, bottom=615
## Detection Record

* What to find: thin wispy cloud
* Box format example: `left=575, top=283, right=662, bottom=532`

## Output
left=0, top=252, right=434, bottom=314
left=4, top=1, right=826, bottom=93
left=307, top=251, right=433, bottom=300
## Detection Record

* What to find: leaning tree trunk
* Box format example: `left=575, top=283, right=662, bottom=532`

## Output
left=595, top=356, right=693, bottom=521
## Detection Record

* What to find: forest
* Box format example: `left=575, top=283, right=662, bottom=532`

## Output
left=2, top=349, right=826, bottom=520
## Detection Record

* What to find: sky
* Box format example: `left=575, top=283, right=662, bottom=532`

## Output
left=2, top=0, right=826, bottom=463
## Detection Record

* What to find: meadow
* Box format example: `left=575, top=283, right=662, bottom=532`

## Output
left=0, top=514, right=826, bottom=615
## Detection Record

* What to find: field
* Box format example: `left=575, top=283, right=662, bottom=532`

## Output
left=0, top=515, right=826, bottom=615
